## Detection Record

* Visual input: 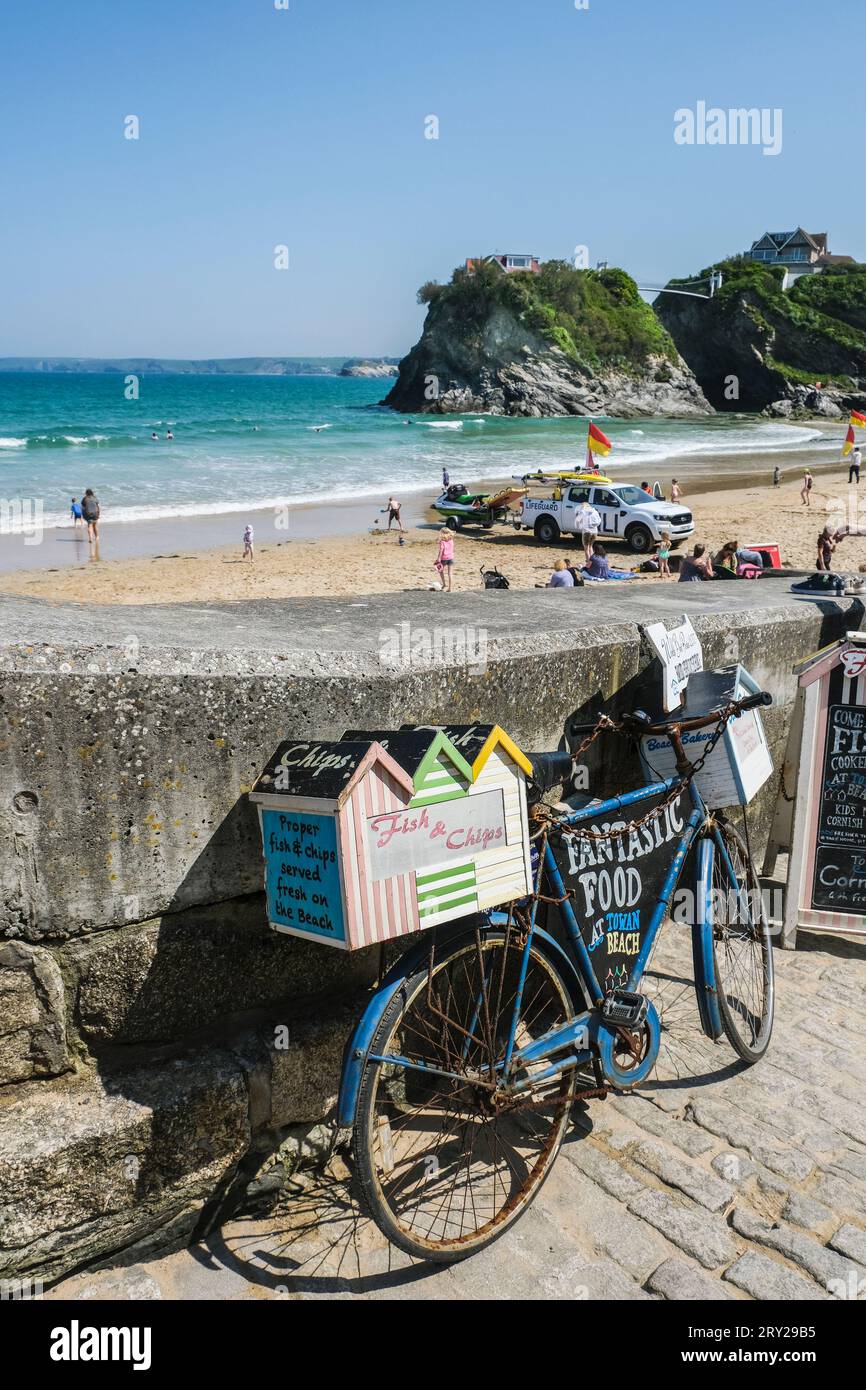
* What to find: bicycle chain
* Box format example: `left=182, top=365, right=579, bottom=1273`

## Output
left=534, top=703, right=738, bottom=845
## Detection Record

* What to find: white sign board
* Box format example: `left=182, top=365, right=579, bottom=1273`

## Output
left=366, top=788, right=507, bottom=881
left=643, top=618, right=703, bottom=713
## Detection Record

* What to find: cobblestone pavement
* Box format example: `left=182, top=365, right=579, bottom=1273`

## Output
left=50, top=928, right=866, bottom=1302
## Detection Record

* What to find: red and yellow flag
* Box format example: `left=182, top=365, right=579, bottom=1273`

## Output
left=587, top=422, right=612, bottom=456
left=850, top=410, right=866, bottom=429
left=842, top=425, right=856, bottom=457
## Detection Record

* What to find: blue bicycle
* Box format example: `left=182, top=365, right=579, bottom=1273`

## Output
left=338, top=692, right=775, bottom=1262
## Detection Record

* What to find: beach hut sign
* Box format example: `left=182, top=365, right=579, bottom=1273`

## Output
left=249, top=724, right=534, bottom=949
left=763, top=632, right=866, bottom=947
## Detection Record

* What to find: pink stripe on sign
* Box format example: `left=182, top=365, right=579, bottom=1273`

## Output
left=363, top=774, right=383, bottom=943
left=349, top=783, right=372, bottom=947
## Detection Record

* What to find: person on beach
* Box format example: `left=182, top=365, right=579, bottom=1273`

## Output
left=679, top=544, right=713, bottom=582
left=801, top=469, right=813, bottom=506
left=442, top=468, right=449, bottom=488
left=81, top=489, right=100, bottom=544
left=849, top=446, right=861, bottom=485
left=547, top=558, right=575, bottom=588
left=435, top=524, right=455, bottom=591
left=772, top=465, right=780, bottom=487
left=657, top=531, right=671, bottom=578
left=575, top=498, right=602, bottom=564
left=640, top=481, right=652, bottom=495
left=70, top=497, right=82, bottom=528
left=242, top=524, right=254, bottom=562
left=671, top=479, right=682, bottom=503
left=386, top=496, right=404, bottom=532
left=816, top=525, right=844, bottom=571
left=714, top=541, right=739, bottom=572
left=584, top=542, right=612, bottom=580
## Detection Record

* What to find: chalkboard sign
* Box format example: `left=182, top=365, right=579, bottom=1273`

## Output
left=772, top=633, right=866, bottom=946
left=811, top=699, right=866, bottom=914
left=550, top=788, right=688, bottom=992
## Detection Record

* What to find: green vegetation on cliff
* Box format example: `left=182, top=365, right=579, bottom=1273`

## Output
left=418, top=260, right=679, bottom=373
left=667, top=257, right=866, bottom=382
left=659, top=256, right=866, bottom=407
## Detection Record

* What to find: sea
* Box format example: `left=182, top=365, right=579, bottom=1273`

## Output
left=0, top=372, right=836, bottom=536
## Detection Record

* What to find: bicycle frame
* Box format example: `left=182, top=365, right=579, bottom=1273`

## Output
left=337, top=769, right=731, bottom=1124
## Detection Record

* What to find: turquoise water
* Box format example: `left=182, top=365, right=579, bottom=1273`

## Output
left=0, top=372, right=831, bottom=535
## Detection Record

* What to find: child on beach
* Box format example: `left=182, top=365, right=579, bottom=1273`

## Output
left=70, top=497, right=82, bottom=527
left=670, top=479, right=682, bottom=503
left=801, top=469, right=813, bottom=506
left=243, top=524, right=254, bottom=561
left=435, top=525, right=455, bottom=591
left=772, top=465, right=780, bottom=487
left=657, top=531, right=671, bottom=578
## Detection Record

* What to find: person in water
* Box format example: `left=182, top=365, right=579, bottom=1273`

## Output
left=81, top=489, right=100, bottom=544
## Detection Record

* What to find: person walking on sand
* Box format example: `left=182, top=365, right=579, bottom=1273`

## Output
left=435, top=524, right=455, bottom=591
left=81, top=488, right=100, bottom=544
left=70, top=497, right=83, bottom=528
left=849, top=445, right=861, bottom=485
left=670, top=479, right=683, bottom=503
left=386, top=496, right=404, bottom=532
left=442, top=468, right=450, bottom=488
left=801, top=469, right=813, bottom=506
left=575, top=498, right=601, bottom=565
left=657, top=531, right=671, bottom=578
left=242, top=524, right=254, bottom=562
left=772, top=465, right=780, bottom=487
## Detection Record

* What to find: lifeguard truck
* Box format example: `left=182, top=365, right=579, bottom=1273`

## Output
left=515, top=471, right=694, bottom=554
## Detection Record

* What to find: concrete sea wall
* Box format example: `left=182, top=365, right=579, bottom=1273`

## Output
left=0, top=584, right=861, bottom=1282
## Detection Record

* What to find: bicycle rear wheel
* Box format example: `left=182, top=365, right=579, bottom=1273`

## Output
left=710, top=818, right=774, bottom=1063
left=353, top=925, right=578, bottom=1262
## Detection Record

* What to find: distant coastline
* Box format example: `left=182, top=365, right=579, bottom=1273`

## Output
left=0, top=356, right=401, bottom=377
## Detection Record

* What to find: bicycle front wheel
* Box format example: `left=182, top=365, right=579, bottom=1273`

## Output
left=710, top=817, right=775, bottom=1063
left=353, top=925, right=578, bottom=1263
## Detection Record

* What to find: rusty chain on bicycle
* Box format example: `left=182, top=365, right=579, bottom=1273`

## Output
left=531, top=702, right=740, bottom=845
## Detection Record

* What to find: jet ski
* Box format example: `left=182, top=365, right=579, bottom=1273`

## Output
left=433, top=483, right=528, bottom=529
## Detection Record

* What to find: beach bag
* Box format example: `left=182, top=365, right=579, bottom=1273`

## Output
left=736, top=562, right=762, bottom=580
left=480, top=566, right=510, bottom=590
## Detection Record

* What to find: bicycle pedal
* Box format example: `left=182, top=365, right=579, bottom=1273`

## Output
left=602, top=990, right=648, bottom=1028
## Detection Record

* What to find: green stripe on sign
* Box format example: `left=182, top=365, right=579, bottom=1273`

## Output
left=416, top=863, right=476, bottom=888
left=418, top=890, right=478, bottom=917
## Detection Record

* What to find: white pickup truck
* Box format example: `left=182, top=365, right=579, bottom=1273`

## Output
left=516, top=478, right=694, bottom=554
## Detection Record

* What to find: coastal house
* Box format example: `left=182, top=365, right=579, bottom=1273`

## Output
left=465, top=253, right=541, bottom=275
left=250, top=724, right=534, bottom=949
left=747, top=228, right=855, bottom=288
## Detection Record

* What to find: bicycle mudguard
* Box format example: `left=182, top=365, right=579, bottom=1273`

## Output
left=692, top=836, right=724, bottom=1040
left=336, top=918, right=587, bottom=1128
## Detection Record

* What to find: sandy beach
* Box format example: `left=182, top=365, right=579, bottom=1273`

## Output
left=2, top=459, right=863, bottom=606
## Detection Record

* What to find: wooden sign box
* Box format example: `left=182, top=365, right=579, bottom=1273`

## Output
left=249, top=724, right=534, bottom=949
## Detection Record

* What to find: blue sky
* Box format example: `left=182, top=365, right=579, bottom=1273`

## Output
left=1, top=0, right=861, bottom=357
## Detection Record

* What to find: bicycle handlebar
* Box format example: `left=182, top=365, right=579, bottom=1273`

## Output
left=560, top=691, right=772, bottom=758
